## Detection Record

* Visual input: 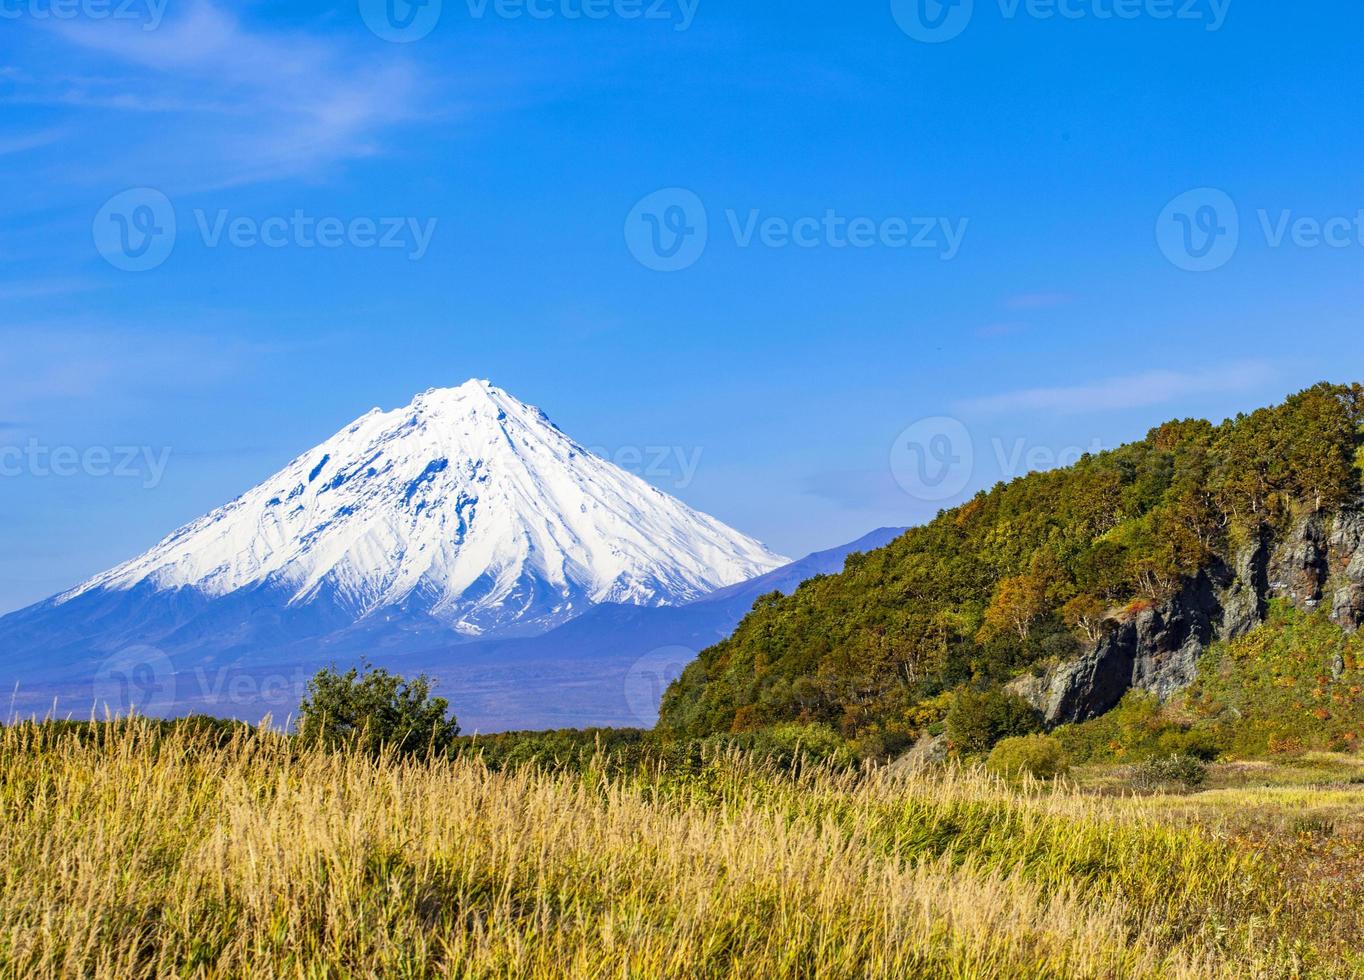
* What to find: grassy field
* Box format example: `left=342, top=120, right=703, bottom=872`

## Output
left=1, top=722, right=1361, bottom=978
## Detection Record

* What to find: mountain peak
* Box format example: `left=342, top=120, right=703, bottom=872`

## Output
left=52, top=383, right=787, bottom=640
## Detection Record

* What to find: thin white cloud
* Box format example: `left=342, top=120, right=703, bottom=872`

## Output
left=0, top=127, right=65, bottom=155
left=0, top=278, right=100, bottom=301
left=1002, top=291, right=1077, bottom=311
left=13, top=2, right=421, bottom=189
left=0, top=324, right=277, bottom=418
left=957, top=362, right=1276, bottom=415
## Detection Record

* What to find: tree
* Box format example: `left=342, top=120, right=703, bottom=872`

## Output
left=979, top=575, right=1047, bottom=643
left=987, top=734, right=1070, bottom=780
left=946, top=688, right=1041, bottom=754
left=297, top=662, right=460, bottom=756
left=1062, top=595, right=1107, bottom=644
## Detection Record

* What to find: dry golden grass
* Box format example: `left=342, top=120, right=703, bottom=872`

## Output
left=0, top=721, right=1356, bottom=978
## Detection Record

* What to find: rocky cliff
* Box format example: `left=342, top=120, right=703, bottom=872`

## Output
left=1010, top=503, right=1364, bottom=725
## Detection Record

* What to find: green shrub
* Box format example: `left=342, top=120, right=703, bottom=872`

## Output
left=703, top=723, right=857, bottom=770
left=946, top=688, right=1041, bottom=755
left=986, top=734, right=1070, bottom=780
left=1153, top=726, right=1225, bottom=761
left=451, top=728, right=652, bottom=772
left=297, top=662, right=459, bottom=756
left=1129, top=754, right=1208, bottom=792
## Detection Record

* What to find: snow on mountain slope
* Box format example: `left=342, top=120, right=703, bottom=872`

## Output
left=59, top=381, right=788, bottom=637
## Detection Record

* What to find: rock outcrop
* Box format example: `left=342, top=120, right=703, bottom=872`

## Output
left=1269, top=514, right=1329, bottom=609
left=1011, top=576, right=1219, bottom=725
left=1328, top=508, right=1364, bottom=632
left=887, top=731, right=948, bottom=773
left=1218, top=530, right=1269, bottom=640
left=1010, top=503, right=1364, bottom=726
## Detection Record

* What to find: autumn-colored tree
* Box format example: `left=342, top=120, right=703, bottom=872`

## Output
left=656, top=384, right=1364, bottom=743
left=979, top=575, right=1047, bottom=643
left=1062, top=595, right=1107, bottom=644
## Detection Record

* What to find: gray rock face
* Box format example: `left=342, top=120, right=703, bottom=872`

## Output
left=1219, top=530, right=1269, bottom=640
left=1012, top=503, right=1364, bottom=727
left=1269, top=515, right=1329, bottom=608
left=1040, top=637, right=1137, bottom=725
left=1333, top=584, right=1364, bottom=632
left=1034, top=577, right=1219, bottom=725
left=888, top=731, right=948, bottom=773
left=1130, top=576, right=1220, bottom=699
left=1329, top=510, right=1364, bottom=631
left=1330, top=509, right=1364, bottom=562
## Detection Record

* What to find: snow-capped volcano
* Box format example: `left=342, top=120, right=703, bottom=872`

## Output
left=59, top=381, right=787, bottom=638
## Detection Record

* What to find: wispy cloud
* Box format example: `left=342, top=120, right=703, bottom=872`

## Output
left=975, top=321, right=1029, bottom=339
left=0, top=324, right=272, bottom=416
left=0, top=128, right=65, bottom=156
left=0, top=279, right=100, bottom=302
left=1003, top=291, right=1076, bottom=311
left=9, top=2, right=423, bottom=190
left=801, top=468, right=910, bottom=511
left=957, top=362, right=1276, bottom=415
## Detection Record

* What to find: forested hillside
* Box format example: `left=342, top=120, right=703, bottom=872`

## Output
left=659, top=384, right=1364, bottom=756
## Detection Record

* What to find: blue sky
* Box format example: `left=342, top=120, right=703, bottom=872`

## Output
left=2, top=0, right=1364, bottom=613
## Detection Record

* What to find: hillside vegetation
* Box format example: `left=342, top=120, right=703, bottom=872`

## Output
left=1056, top=602, right=1364, bottom=763
left=660, top=383, right=1364, bottom=755
left=3, top=720, right=1363, bottom=978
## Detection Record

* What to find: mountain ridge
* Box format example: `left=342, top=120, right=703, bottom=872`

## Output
left=0, top=381, right=787, bottom=691
left=659, top=383, right=1364, bottom=755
